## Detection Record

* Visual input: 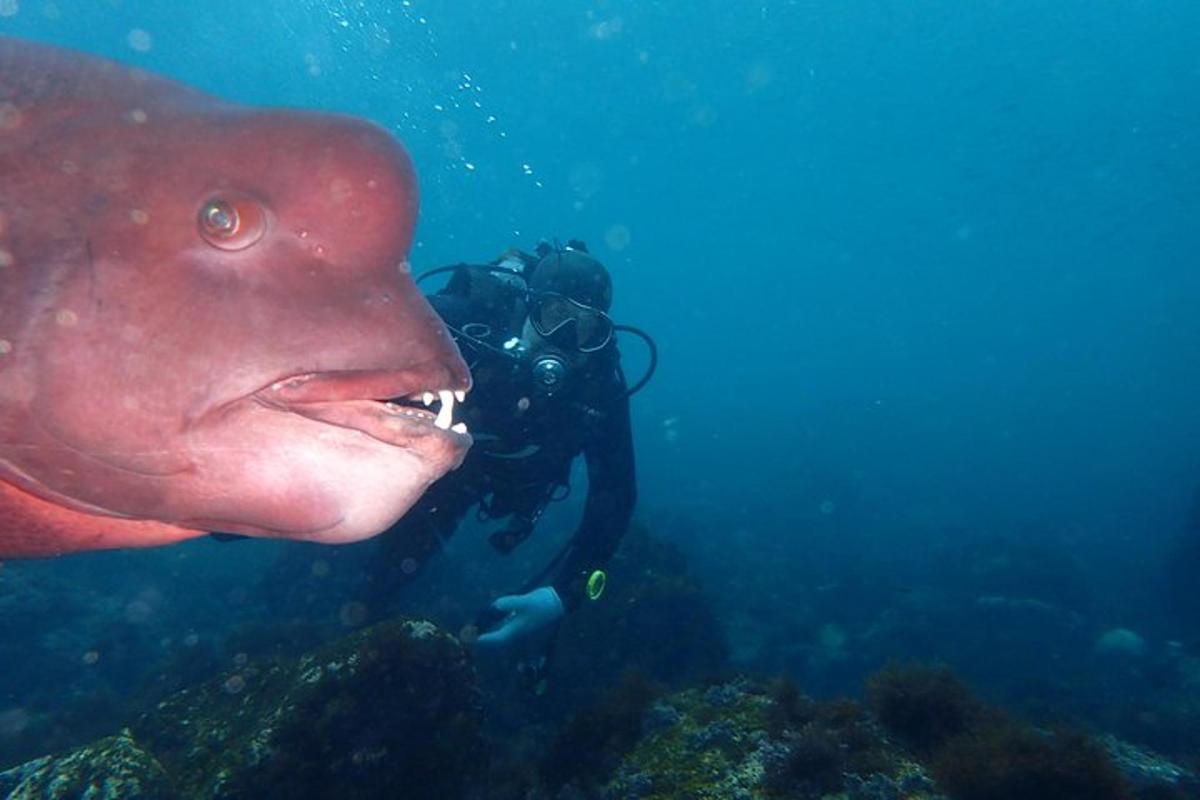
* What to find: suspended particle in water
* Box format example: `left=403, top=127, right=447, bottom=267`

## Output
left=400, top=557, right=419, bottom=575
left=223, top=674, right=246, bottom=695
left=82, top=650, right=100, bottom=665
left=0, top=707, right=29, bottom=736
left=0, top=0, right=18, bottom=19
left=819, top=500, right=836, bottom=515
left=339, top=601, right=368, bottom=627
left=126, top=28, right=153, bottom=53
left=124, top=599, right=153, bottom=623
left=604, top=224, right=631, bottom=252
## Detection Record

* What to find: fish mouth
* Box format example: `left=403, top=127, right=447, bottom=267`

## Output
left=251, top=368, right=472, bottom=449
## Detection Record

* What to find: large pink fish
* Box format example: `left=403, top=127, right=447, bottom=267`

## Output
left=0, top=37, right=471, bottom=558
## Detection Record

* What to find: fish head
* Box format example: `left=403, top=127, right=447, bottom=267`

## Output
left=1, top=91, right=471, bottom=548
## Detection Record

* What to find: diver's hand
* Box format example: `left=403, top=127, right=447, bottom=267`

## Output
left=475, top=586, right=565, bottom=646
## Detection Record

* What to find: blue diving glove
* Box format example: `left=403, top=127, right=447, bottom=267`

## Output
left=475, top=586, right=565, bottom=646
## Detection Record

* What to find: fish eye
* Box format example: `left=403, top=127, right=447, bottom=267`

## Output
left=198, top=196, right=266, bottom=251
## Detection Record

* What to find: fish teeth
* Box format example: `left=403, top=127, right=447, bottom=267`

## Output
left=450, top=422, right=467, bottom=435
left=423, top=391, right=435, bottom=406
left=454, top=390, right=466, bottom=403
left=434, top=390, right=455, bottom=430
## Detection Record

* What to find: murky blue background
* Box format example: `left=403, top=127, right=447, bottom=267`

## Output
left=3, top=0, right=1199, bottom=763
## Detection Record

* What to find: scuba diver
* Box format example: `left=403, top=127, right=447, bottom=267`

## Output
left=363, top=238, right=656, bottom=652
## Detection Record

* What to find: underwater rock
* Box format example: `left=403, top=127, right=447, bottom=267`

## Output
left=1099, top=735, right=1199, bottom=796
left=868, top=662, right=1143, bottom=800
left=130, top=617, right=485, bottom=799
left=563, top=678, right=942, bottom=800
left=1095, top=627, right=1148, bottom=658
left=0, top=730, right=171, bottom=799
left=517, top=523, right=729, bottom=725
left=1, top=617, right=485, bottom=800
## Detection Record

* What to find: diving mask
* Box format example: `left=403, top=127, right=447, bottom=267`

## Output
left=528, top=292, right=614, bottom=353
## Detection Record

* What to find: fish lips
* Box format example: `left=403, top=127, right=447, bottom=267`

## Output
left=251, top=367, right=473, bottom=457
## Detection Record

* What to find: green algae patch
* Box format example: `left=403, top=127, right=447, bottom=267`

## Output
left=597, top=679, right=943, bottom=800
left=607, top=684, right=774, bottom=800
left=0, top=729, right=171, bottom=799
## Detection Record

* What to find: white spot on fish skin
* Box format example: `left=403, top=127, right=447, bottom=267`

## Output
left=55, top=309, right=78, bottom=327
left=121, top=396, right=141, bottom=412
left=328, top=178, right=353, bottom=204
left=397, top=260, right=412, bottom=275
left=0, top=340, right=12, bottom=355
left=0, top=103, right=21, bottom=131
left=127, top=108, right=148, bottom=125
left=129, top=209, right=149, bottom=225
left=126, top=28, right=153, bottom=53
left=60, top=160, right=78, bottom=175
left=0, top=248, right=13, bottom=268
left=271, top=374, right=315, bottom=392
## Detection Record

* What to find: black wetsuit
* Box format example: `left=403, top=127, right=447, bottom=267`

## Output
left=368, top=264, right=636, bottom=611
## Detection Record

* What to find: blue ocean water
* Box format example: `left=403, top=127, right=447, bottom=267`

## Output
left=2, top=0, right=1200, bottom=785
